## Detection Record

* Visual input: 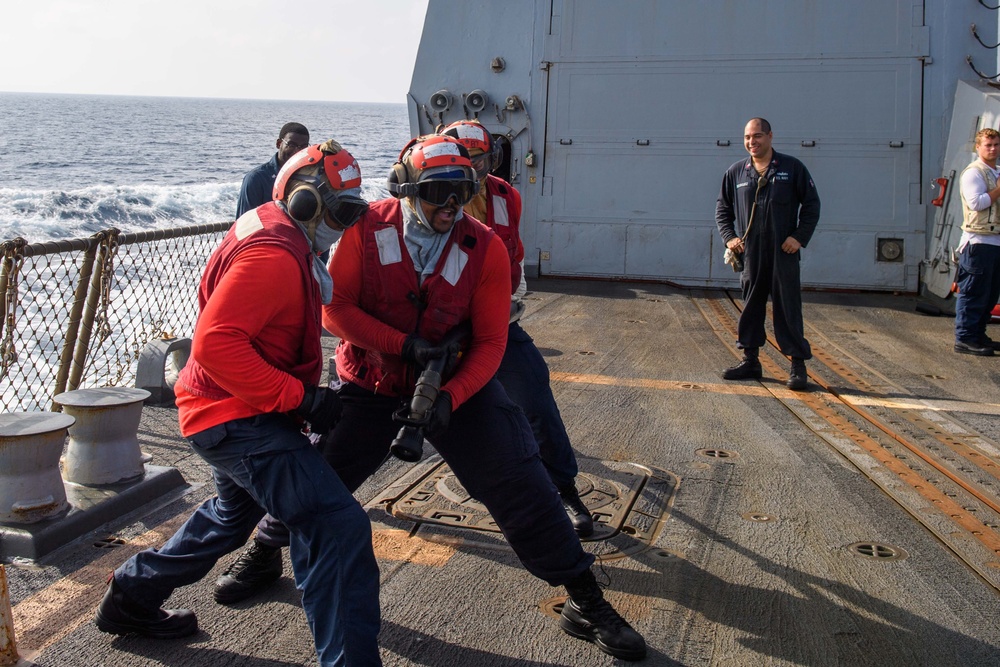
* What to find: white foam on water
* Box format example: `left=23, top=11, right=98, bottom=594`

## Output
left=0, top=182, right=240, bottom=241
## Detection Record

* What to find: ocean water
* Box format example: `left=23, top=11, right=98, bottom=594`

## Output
left=0, top=93, right=411, bottom=242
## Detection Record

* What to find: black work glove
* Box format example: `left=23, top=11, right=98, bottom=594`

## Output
left=401, top=335, right=448, bottom=368
left=442, top=342, right=463, bottom=377
left=424, top=391, right=452, bottom=440
left=295, top=385, right=342, bottom=436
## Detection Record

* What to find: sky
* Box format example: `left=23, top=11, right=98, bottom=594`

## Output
left=0, top=0, right=430, bottom=104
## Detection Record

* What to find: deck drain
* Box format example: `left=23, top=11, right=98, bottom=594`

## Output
left=742, top=512, right=775, bottom=522
left=847, top=542, right=907, bottom=561
left=539, top=595, right=569, bottom=620
left=577, top=350, right=596, bottom=356
left=696, top=448, right=739, bottom=459
left=94, top=536, right=126, bottom=549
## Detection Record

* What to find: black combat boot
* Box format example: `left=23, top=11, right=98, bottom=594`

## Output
left=213, top=541, right=283, bottom=604
left=722, top=348, right=762, bottom=381
left=558, top=484, right=594, bottom=538
left=95, top=576, right=197, bottom=639
left=561, top=569, right=647, bottom=661
left=979, top=336, right=1000, bottom=351
left=955, top=339, right=995, bottom=356
left=787, top=358, right=808, bottom=391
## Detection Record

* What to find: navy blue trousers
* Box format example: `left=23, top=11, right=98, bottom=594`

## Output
left=955, top=242, right=1000, bottom=344
left=739, top=236, right=812, bottom=360
left=495, top=322, right=579, bottom=489
left=256, top=378, right=594, bottom=585
left=115, top=413, right=381, bottom=667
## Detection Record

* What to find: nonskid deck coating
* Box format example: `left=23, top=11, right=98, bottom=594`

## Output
left=4, top=278, right=1000, bottom=667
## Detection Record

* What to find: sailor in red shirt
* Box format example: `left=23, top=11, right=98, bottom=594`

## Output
left=441, top=119, right=594, bottom=538
left=325, top=136, right=645, bottom=661
left=94, top=140, right=381, bottom=667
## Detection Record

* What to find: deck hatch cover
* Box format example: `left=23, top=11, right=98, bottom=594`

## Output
left=373, top=456, right=677, bottom=560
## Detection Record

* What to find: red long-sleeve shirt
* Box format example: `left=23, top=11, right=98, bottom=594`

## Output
left=176, top=245, right=314, bottom=436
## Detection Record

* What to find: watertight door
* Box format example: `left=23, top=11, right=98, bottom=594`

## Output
left=537, top=0, right=925, bottom=290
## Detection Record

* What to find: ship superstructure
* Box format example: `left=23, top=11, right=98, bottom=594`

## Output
left=408, top=0, right=1000, bottom=300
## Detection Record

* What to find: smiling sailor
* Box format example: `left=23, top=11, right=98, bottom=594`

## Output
left=716, top=117, right=821, bottom=391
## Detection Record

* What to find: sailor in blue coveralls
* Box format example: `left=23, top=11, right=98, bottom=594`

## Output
left=236, top=122, right=310, bottom=218
left=716, top=118, right=820, bottom=390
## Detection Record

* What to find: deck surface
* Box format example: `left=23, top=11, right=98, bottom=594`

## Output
left=5, top=278, right=1000, bottom=667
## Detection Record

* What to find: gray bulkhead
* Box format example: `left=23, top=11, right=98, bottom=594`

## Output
left=408, top=1, right=994, bottom=292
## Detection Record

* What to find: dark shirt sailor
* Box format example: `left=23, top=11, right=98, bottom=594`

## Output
left=236, top=122, right=309, bottom=218
left=715, top=117, right=820, bottom=390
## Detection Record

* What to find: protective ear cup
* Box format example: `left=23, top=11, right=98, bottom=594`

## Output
left=387, top=162, right=418, bottom=199
left=387, top=137, right=425, bottom=198
left=274, top=145, right=322, bottom=201
left=286, top=183, right=323, bottom=223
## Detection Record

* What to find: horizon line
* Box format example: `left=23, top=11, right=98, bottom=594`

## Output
left=0, top=89, right=407, bottom=105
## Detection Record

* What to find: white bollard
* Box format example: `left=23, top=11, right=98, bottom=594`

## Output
left=54, top=387, right=151, bottom=486
left=0, top=413, right=73, bottom=525
left=135, top=337, right=191, bottom=406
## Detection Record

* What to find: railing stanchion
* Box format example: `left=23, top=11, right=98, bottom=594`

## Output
left=52, top=236, right=100, bottom=406
left=0, top=564, right=20, bottom=667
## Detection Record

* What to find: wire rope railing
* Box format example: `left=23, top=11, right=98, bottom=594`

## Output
left=1, top=222, right=231, bottom=413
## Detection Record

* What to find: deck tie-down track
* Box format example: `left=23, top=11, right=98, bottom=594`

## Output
left=698, top=291, right=1000, bottom=590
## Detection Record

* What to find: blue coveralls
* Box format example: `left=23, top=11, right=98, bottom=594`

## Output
left=955, top=241, right=1000, bottom=344
left=716, top=151, right=820, bottom=360
left=496, top=321, right=579, bottom=489
left=256, top=377, right=595, bottom=586
left=113, top=413, right=382, bottom=667
left=236, top=153, right=279, bottom=218
left=480, top=175, right=579, bottom=490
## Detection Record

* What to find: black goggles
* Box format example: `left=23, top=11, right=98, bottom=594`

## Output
left=415, top=179, right=476, bottom=207
left=326, top=195, right=368, bottom=229
left=312, top=177, right=368, bottom=228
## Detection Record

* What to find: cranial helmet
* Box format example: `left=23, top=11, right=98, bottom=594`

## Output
left=273, top=139, right=368, bottom=230
left=440, top=120, right=501, bottom=179
left=386, top=135, right=480, bottom=206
